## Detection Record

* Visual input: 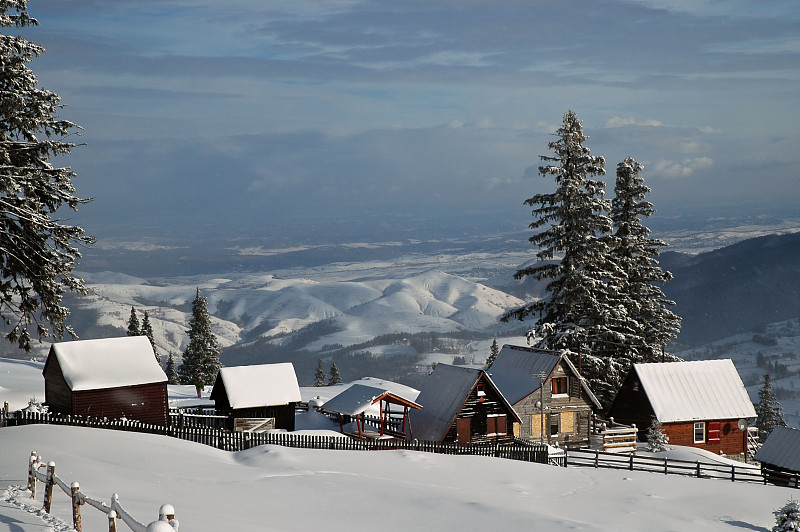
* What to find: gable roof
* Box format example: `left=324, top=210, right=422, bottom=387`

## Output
left=754, top=426, right=800, bottom=472
left=212, top=363, right=301, bottom=409
left=632, top=360, right=756, bottom=423
left=409, top=364, right=519, bottom=441
left=46, top=336, right=166, bottom=391
left=320, top=384, right=421, bottom=417
left=489, top=344, right=601, bottom=409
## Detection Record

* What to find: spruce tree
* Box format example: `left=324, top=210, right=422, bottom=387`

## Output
left=314, top=359, right=327, bottom=387
left=126, top=307, right=140, bottom=337
left=486, top=338, right=500, bottom=368
left=502, top=110, right=628, bottom=405
left=772, top=500, right=800, bottom=532
left=645, top=416, right=669, bottom=452
left=0, top=0, right=94, bottom=352
left=328, top=362, right=343, bottom=385
left=610, top=157, right=681, bottom=364
left=179, top=288, right=221, bottom=385
left=141, top=310, right=159, bottom=364
left=165, top=352, right=180, bottom=385
left=756, top=373, right=787, bottom=439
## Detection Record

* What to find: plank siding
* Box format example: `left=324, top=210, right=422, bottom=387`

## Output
left=663, top=420, right=746, bottom=455
left=70, top=383, right=169, bottom=425
left=442, top=375, right=515, bottom=444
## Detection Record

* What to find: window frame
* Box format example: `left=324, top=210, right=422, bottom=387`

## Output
left=551, top=376, right=569, bottom=397
left=693, top=421, right=706, bottom=444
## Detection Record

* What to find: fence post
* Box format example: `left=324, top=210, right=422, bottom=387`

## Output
left=44, top=462, right=56, bottom=513
left=663, top=458, right=668, bottom=475
left=28, top=451, right=38, bottom=494
left=71, top=482, right=82, bottom=532
left=108, top=510, right=118, bottom=532
left=629, top=454, right=634, bottom=471
left=696, top=461, right=701, bottom=478
left=731, top=465, right=735, bottom=482
left=594, top=450, right=599, bottom=468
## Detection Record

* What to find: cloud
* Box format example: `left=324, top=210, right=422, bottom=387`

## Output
left=651, top=157, right=714, bottom=179
left=605, top=116, right=664, bottom=128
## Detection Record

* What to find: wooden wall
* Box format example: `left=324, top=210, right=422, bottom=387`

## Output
left=663, top=419, right=747, bottom=455
left=442, top=375, right=516, bottom=444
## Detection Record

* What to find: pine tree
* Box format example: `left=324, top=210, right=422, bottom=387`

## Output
left=126, top=307, right=140, bottom=337
left=314, top=359, right=327, bottom=387
left=0, top=1, right=94, bottom=352
left=328, top=362, right=343, bottom=385
left=165, top=352, right=180, bottom=385
left=756, top=373, right=787, bottom=439
left=502, top=110, right=628, bottom=406
left=610, top=157, right=682, bottom=364
left=141, top=310, right=159, bottom=364
left=179, top=288, right=221, bottom=386
left=772, top=500, right=800, bottom=532
left=486, top=338, right=500, bottom=368
left=645, top=416, right=669, bottom=452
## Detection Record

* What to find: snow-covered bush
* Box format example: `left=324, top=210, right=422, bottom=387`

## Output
left=773, top=499, right=800, bottom=532
left=646, top=417, right=669, bottom=452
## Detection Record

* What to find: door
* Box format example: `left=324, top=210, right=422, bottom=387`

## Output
left=457, top=418, right=471, bottom=444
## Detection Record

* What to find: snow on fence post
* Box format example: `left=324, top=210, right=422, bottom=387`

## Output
left=109, top=510, right=118, bottom=532
left=28, top=451, right=37, bottom=494
left=44, top=461, right=56, bottom=513
left=158, top=503, right=179, bottom=531
left=71, top=482, right=82, bottom=532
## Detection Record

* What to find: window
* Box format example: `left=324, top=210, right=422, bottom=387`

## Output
left=708, top=422, right=721, bottom=444
left=487, top=414, right=507, bottom=437
left=694, top=422, right=706, bottom=443
left=551, top=377, right=568, bottom=396
left=549, top=413, right=559, bottom=435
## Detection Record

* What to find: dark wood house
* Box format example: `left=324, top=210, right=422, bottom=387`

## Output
left=754, top=426, right=800, bottom=487
left=210, top=363, right=301, bottom=432
left=43, top=336, right=169, bottom=425
left=488, top=344, right=601, bottom=448
left=607, top=359, right=757, bottom=455
left=407, top=364, right=521, bottom=444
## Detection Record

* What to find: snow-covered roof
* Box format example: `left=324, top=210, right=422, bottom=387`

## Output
left=47, top=336, right=167, bottom=391
left=633, top=360, right=756, bottom=423
left=214, top=363, right=301, bottom=409
left=320, top=384, right=421, bottom=416
left=754, top=426, right=800, bottom=472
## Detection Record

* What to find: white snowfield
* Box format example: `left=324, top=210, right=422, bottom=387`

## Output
left=0, top=357, right=795, bottom=531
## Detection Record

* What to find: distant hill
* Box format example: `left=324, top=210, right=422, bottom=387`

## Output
left=664, top=232, right=800, bottom=346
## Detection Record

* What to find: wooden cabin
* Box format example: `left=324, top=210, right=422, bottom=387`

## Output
left=488, top=344, right=601, bottom=448
left=43, top=336, right=169, bottom=425
left=607, top=359, right=756, bottom=455
left=754, top=426, right=800, bottom=487
left=407, top=364, right=520, bottom=444
left=320, top=384, right=422, bottom=439
left=210, top=363, right=301, bottom=432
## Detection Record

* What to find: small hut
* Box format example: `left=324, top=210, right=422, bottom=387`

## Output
left=754, top=426, right=800, bottom=487
left=43, top=336, right=169, bottom=425
left=210, top=363, right=301, bottom=431
left=321, top=384, right=422, bottom=439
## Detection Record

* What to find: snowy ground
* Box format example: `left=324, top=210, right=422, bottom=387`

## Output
left=1, top=357, right=797, bottom=531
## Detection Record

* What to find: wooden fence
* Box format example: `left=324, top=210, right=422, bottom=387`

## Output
left=14, top=409, right=551, bottom=465
left=564, top=448, right=799, bottom=488
left=27, top=451, right=178, bottom=532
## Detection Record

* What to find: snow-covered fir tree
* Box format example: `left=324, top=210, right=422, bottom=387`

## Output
left=141, top=310, right=159, bottom=364
left=0, top=0, right=94, bottom=352
left=502, top=110, right=629, bottom=406
left=772, top=499, right=800, bottom=532
left=165, top=352, right=180, bottom=385
left=328, top=362, right=343, bottom=385
left=610, top=157, right=681, bottom=364
left=126, top=307, right=140, bottom=337
left=179, top=289, right=221, bottom=385
left=486, top=338, right=500, bottom=368
left=314, top=359, right=326, bottom=387
left=756, top=373, right=787, bottom=439
left=646, top=416, right=669, bottom=452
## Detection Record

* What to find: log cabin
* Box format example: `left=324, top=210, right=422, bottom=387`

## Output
left=43, top=336, right=169, bottom=425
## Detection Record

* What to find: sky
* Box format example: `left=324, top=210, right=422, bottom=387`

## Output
left=17, top=0, right=800, bottom=244
left=0, top=358, right=795, bottom=531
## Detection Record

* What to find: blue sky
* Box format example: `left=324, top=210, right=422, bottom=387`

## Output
left=20, top=0, right=800, bottom=243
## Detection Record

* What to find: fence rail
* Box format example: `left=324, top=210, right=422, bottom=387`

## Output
left=26, top=451, right=178, bottom=532
left=564, top=448, right=799, bottom=487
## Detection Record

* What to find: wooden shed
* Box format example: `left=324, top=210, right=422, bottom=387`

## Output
left=43, top=336, right=169, bottom=425
left=489, top=344, right=601, bottom=448
left=754, top=426, right=800, bottom=487
left=407, top=364, right=520, bottom=444
left=321, top=384, right=422, bottom=439
left=210, top=363, right=301, bottom=432
left=607, top=359, right=757, bottom=455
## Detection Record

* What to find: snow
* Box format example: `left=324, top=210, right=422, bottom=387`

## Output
left=49, top=336, right=167, bottom=391
left=214, top=363, right=301, bottom=409
left=0, top=356, right=796, bottom=531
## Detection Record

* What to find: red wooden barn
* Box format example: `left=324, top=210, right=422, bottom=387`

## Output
left=43, top=336, right=169, bottom=425
left=607, top=359, right=756, bottom=455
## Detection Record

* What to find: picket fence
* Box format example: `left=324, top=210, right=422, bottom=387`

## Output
left=27, top=451, right=178, bottom=532
left=14, top=409, right=551, bottom=465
